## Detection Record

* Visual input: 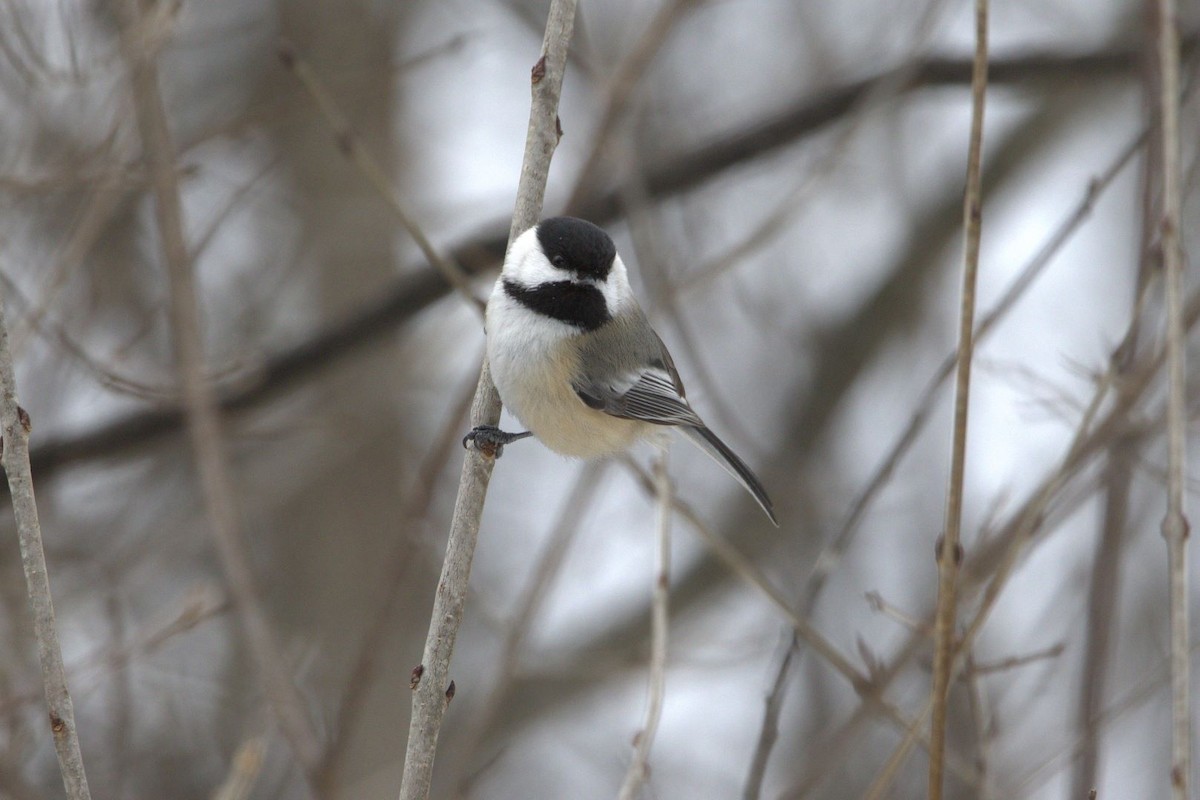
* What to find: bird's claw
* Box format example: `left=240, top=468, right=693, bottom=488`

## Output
left=462, top=425, right=531, bottom=458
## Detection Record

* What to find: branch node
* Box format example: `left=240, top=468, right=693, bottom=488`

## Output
left=531, top=55, right=547, bottom=84
left=410, top=664, right=424, bottom=691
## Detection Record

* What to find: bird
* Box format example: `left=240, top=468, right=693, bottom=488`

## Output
left=465, top=216, right=777, bottom=526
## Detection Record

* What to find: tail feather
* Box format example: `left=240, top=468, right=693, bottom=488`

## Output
left=679, top=425, right=778, bottom=527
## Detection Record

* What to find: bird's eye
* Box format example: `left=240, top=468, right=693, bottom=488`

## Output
left=551, top=254, right=567, bottom=268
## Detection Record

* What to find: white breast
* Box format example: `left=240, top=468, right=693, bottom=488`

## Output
left=485, top=285, right=648, bottom=458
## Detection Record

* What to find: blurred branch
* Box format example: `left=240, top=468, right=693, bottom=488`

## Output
left=0, top=259, right=91, bottom=800
left=564, top=0, right=698, bottom=213
left=963, top=654, right=994, bottom=800
left=117, top=0, right=323, bottom=785
left=827, top=126, right=1145, bottom=597
left=1021, top=643, right=1200, bottom=794
left=620, top=459, right=977, bottom=787
left=398, top=2, right=577, bottom=798
left=212, top=737, right=265, bottom=800
left=1153, top=0, right=1192, bottom=794
left=617, top=451, right=672, bottom=800
left=26, top=43, right=1172, bottom=482
left=867, top=273, right=1200, bottom=797
left=742, top=633, right=797, bottom=800
left=0, top=585, right=227, bottom=718
left=1071, top=129, right=1159, bottom=800
left=276, top=37, right=484, bottom=312
left=316, top=352, right=481, bottom=794
left=929, top=2, right=988, bottom=797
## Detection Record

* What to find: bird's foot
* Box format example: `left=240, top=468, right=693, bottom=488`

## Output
left=462, top=425, right=533, bottom=458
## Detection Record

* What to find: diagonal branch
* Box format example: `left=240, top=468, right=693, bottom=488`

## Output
left=0, top=265, right=91, bottom=800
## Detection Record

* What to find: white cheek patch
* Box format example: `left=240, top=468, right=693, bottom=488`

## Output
left=503, top=227, right=562, bottom=287
left=599, top=255, right=632, bottom=313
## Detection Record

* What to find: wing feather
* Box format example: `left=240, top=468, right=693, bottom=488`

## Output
left=574, top=367, right=702, bottom=427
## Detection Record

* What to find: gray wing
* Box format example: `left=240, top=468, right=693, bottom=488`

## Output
left=573, top=309, right=779, bottom=525
left=574, top=364, right=703, bottom=427
left=572, top=309, right=701, bottom=427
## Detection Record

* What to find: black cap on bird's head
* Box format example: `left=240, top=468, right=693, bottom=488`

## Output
left=536, top=217, right=617, bottom=282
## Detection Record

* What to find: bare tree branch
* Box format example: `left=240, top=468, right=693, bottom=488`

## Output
left=398, top=2, right=577, bottom=798
left=0, top=247, right=91, bottom=800
left=1153, top=0, right=1192, bottom=794
left=929, top=2, right=988, bottom=796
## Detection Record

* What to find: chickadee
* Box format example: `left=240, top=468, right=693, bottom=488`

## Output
left=466, top=216, right=777, bottom=526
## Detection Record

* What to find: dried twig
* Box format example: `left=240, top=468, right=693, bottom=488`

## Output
left=617, top=451, right=672, bottom=800
left=1154, top=0, right=1191, bottom=794
left=117, top=0, right=323, bottom=783
left=397, top=3, right=577, bottom=798
left=929, top=2, right=988, bottom=797
left=0, top=265, right=91, bottom=800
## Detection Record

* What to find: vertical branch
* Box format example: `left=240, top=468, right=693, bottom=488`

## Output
left=117, top=0, right=324, bottom=782
left=617, top=449, right=672, bottom=800
left=0, top=295, right=91, bottom=799
left=1154, top=0, right=1191, bottom=795
left=929, top=1, right=988, bottom=798
left=398, top=2, right=577, bottom=799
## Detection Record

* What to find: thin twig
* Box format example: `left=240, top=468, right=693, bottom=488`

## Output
left=963, top=654, right=993, bottom=800
left=1018, top=642, right=1200, bottom=794
left=117, top=0, right=324, bottom=784
left=617, top=450, right=672, bottom=800
left=929, top=2, right=988, bottom=797
left=0, top=262, right=91, bottom=800
left=741, top=633, right=797, bottom=800
left=398, top=3, right=577, bottom=798
left=276, top=38, right=483, bottom=313
left=1154, top=0, right=1191, bottom=794
left=970, top=643, right=1064, bottom=675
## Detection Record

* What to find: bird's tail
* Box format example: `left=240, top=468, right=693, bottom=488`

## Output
left=679, top=425, right=778, bottom=526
